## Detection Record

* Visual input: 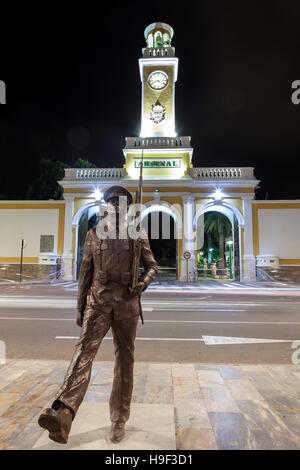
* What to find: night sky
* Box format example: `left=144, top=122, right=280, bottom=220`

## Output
left=1, top=1, right=300, bottom=199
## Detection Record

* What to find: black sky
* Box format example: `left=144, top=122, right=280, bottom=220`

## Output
left=0, top=1, right=300, bottom=199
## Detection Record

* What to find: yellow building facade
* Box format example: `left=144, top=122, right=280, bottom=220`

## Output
left=59, top=23, right=259, bottom=282
left=1, top=23, right=300, bottom=283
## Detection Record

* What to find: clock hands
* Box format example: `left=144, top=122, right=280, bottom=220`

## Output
left=148, top=71, right=168, bottom=90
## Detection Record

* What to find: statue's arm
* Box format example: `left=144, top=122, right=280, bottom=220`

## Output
left=77, top=230, right=94, bottom=316
left=139, top=232, right=158, bottom=290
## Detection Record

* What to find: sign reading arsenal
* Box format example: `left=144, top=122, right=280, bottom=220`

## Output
left=134, top=158, right=182, bottom=168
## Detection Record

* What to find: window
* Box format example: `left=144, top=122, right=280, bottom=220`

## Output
left=154, top=31, right=163, bottom=48
left=147, top=33, right=153, bottom=48
left=163, top=33, right=170, bottom=47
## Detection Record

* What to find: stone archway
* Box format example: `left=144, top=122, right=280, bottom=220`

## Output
left=141, top=202, right=180, bottom=280
left=193, top=201, right=245, bottom=281
left=72, top=202, right=101, bottom=280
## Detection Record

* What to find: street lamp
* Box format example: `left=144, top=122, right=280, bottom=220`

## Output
left=213, top=189, right=223, bottom=200
left=93, top=189, right=102, bottom=201
left=226, top=241, right=233, bottom=279
left=197, top=250, right=204, bottom=264
left=208, top=247, right=214, bottom=264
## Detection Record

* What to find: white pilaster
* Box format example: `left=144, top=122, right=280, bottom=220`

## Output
left=73, top=222, right=79, bottom=281
left=180, top=194, right=196, bottom=281
left=243, top=195, right=256, bottom=281
left=62, top=195, right=74, bottom=280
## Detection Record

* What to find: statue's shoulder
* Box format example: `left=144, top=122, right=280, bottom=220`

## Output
left=138, top=228, right=149, bottom=241
left=88, top=227, right=97, bottom=236
left=87, top=227, right=99, bottom=242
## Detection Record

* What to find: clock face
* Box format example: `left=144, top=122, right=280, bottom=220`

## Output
left=148, top=71, right=168, bottom=91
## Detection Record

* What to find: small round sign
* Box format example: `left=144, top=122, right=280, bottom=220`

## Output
left=183, top=251, right=191, bottom=260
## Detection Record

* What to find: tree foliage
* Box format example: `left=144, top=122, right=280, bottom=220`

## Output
left=26, top=157, right=96, bottom=200
left=72, top=158, right=97, bottom=169
left=204, top=212, right=232, bottom=265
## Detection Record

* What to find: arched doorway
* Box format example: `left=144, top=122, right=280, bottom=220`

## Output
left=142, top=205, right=179, bottom=280
left=196, top=211, right=239, bottom=280
left=142, top=211, right=177, bottom=280
left=75, top=204, right=99, bottom=279
left=194, top=202, right=244, bottom=281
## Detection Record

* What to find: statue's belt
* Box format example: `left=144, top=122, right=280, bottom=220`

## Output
left=94, top=271, right=132, bottom=285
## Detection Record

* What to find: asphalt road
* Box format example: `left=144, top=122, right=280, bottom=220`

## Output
left=0, top=282, right=300, bottom=364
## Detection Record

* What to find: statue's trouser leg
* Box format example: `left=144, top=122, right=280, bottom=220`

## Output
left=51, top=308, right=111, bottom=418
left=109, top=315, right=139, bottom=424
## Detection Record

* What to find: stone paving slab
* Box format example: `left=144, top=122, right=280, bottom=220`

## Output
left=33, top=403, right=176, bottom=450
left=0, top=360, right=299, bottom=450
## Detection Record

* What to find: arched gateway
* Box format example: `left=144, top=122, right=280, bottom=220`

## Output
left=59, top=22, right=258, bottom=282
left=193, top=201, right=245, bottom=281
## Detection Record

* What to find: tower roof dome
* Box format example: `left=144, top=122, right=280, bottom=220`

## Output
left=144, top=22, right=174, bottom=40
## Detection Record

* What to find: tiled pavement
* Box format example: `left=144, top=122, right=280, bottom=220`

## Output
left=0, top=360, right=300, bottom=450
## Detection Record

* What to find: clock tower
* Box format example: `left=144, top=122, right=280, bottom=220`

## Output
left=124, top=22, right=193, bottom=180
left=140, top=22, right=177, bottom=137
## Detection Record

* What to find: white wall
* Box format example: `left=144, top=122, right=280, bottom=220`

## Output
left=0, top=209, right=59, bottom=259
left=258, top=208, right=300, bottom=258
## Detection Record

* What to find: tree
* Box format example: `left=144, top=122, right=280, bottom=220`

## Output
left=72, top=158, right=96, bottom=169
left=26, top=157, right=97, bottom=200
left=204, top=212, right=232, bottom=267
left=26, top=158, right=68, bottom=200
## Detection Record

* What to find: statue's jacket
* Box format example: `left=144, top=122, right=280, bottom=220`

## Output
left=77, top=226, right=158, bottom=321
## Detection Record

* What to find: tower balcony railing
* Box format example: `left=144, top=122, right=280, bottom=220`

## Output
left=125, top=136, right=192, bottom=149
left=63, top=168, right=126, bottom=181
left=142, top=47, right=175, bottom=57
left=190, top=167, right=255, bottom=180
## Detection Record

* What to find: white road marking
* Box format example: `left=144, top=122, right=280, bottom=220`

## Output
left=0, top=298, right=77, bottom=308
left=56, top=335, right=296, bottom=344
left=1, top=317, right=300, bottom=325
left=0, top=299, right=153, bottom=311
left=0, top=296, right=298, bottom=307
left=147, top=302, right=249, bottom=306
left=55, top=336, right=205, bottom=342
left=143, top=301, right=297, bottom=306
left=202, top=336, right=295, bottom=345
left=150, top=308, right=247, bottom=312
left=0, top=317, right=75, bottom=321
left=148, top=285, right=299, bottom=293
left=145, top=320, right=300, bottom=325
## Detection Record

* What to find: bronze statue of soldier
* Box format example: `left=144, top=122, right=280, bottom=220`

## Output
left=38, top=185, right=158, bottom=444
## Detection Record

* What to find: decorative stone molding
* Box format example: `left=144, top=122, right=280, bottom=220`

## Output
left=190, top=167, right=255, bottom=180
left=63, top=168, right=125, bottom=181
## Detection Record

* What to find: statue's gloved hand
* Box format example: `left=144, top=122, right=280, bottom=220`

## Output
left=76, top=310, right=84, bottom=327
left=128, top=281, right=145, bottom=297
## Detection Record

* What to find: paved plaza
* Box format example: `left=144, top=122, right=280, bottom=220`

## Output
left=0, top=359, right=300, bottom=450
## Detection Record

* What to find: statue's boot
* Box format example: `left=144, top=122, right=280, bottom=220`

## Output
left=109, top=422, right=126, bottom=443
left=38, top=405, right=73, bottom=444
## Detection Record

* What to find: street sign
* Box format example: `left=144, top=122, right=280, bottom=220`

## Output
left=183, top=251, right=191, bottom=260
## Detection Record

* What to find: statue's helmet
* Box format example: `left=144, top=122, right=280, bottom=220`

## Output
left=103, top=186, right=133, bottom=205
